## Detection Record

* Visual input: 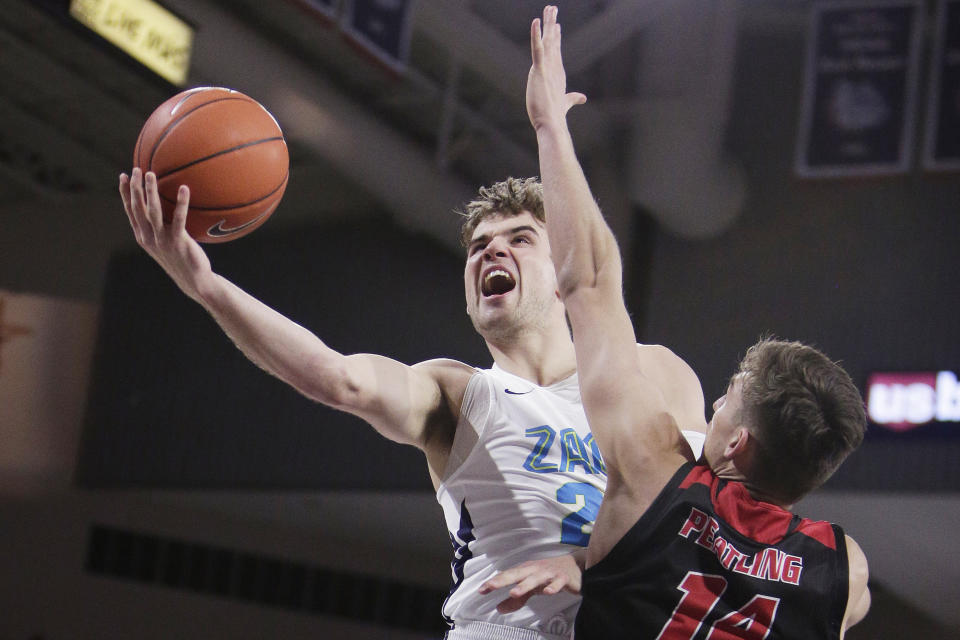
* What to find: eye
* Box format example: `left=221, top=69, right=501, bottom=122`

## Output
left=468, top=242, right=486, bottom=255
left=512, top=235, right=531, bottom=245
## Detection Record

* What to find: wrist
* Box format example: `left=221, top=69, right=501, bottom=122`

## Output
left=192, top=271, right=226, bottom=307
left=571, top=549, right=587, bottom=570
left=534, top=121, right=576, bottom=157
left=533, top=118, right=571, bottom=140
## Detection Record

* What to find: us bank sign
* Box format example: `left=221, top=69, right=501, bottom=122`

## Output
left=866, top=371, right=960, bottom=432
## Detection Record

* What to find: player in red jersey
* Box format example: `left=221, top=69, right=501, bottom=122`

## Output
left=482, top=7, right=870, bottom=638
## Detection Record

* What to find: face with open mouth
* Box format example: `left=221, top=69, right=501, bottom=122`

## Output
left=480, top=266, right=517, bottom=298
left=463, top=211, right=558, bottom=338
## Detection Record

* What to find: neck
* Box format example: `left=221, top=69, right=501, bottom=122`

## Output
left=485, top=328, right=576, bottom=387
left=713, top=463, right=792, bottom=509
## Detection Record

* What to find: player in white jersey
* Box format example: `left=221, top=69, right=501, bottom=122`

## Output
left=438, top=365, right=603, bottom=639
left=118, top=51, right=705, bottom=640
left=440, top=365, right=704, bottom=639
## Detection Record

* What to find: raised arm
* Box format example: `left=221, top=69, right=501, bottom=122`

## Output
left=119, top=169, right=468, bottom=478
left=527, top=7, right=604, bottom=306
left=528, top=8, right=695, bottom=484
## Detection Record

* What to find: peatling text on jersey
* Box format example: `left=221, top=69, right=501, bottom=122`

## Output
left=678, top=507, right=803, bottom=586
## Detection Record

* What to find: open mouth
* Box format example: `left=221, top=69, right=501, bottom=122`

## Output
left=481, top=268, right=517, bottom=297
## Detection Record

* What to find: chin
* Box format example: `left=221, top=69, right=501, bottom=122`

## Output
left=473, top=314, right=520, bottom=341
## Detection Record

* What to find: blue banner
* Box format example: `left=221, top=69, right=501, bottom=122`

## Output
left=796, top=1, right=923, bottom=176
left=340, top=0, right=415, bottom=72
left=300, top=0, right=339, bottom=19
left=925, top=0, right=960, bottom=169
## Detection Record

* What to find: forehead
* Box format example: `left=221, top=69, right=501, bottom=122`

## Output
left=729, top=373, right=748, bottom=392
left=470, top=210, right=543, bottom=241
left=724, top=374, right=747, bottom=404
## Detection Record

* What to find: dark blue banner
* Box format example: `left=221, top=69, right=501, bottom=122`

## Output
left=796, top=1, right=923, bottom=176
left=341, top=0, right=415, bottom=72
left=299, top=0, right=339, bottom=19
left=925, top=0, right=960, bottom=169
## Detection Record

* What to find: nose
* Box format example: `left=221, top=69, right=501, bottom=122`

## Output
left=483, top=235, right=509, bottom=260
left=712, top=395, right=724, bottom=412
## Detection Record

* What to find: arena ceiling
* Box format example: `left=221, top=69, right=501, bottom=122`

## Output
left=0, top=0, right=805, bottom=247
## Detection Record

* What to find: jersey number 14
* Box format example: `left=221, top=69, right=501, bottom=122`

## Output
left=657, top=572, right=781, bottom=640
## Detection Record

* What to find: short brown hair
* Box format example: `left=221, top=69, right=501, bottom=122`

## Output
left=737, top=338, right=866, bottom=504
left=458, top=177, right=545, bottom=248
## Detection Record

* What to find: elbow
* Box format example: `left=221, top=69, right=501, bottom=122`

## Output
left=556, top=261, right=621, bottom=305
left=555, top=258, right=600, bottom=301
left=556, top=271, right=590, bottom=302
left=555, top=236, right=622, bottom=302
left=299, top=353, right=360, bottom=409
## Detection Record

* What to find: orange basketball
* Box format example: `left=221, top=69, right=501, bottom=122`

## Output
left=133, top=87, right=289, bottom=243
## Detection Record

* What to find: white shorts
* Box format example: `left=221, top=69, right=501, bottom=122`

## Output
left=444, top=620, right=572, bottom=640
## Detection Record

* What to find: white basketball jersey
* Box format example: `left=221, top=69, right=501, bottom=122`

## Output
left=436, top=364, right=605, bottom=638
left=435, top=362, right=707, bottom=638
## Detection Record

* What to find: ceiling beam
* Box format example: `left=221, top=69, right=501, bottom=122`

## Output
left=563, top=0, right=674, bottom=75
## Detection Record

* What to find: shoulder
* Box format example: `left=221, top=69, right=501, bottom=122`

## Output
left=412, top=357, right=477, bottom=381
left=412, top=358, right=477, bottom=402
left=635, top=344, right=708, bottom=435
left=843, top=534, right=871, bottom=633
left=406, top=359, right=479, bottom=477
left=634, top=344, right=697, bottom=382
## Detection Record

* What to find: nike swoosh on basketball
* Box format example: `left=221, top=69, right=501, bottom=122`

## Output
left=504, top=388, right=533, bottom=395
left=207, top=210, right=271, bottom=237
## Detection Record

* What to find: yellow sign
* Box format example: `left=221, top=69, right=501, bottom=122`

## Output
left=70, top=0, right=194, bottom=86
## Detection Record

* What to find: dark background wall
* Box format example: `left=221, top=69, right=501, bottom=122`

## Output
left=78, top=218, right=488, bottom=490
left=640, top=27, right=960, bottom=492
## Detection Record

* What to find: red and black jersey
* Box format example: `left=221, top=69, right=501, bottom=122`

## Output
left=576, top=461, right=849, bottom=640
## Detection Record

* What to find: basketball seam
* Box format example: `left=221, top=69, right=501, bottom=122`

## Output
left=146, top=96, right=268, bottom=171
left=156, top=137, right=286, bottom=182
left=158, top=171, right=289, bottom=211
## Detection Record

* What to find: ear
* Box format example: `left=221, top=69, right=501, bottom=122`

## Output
left=723, top=427, right=752, bottom=459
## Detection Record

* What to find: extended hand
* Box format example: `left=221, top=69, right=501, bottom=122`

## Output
left=527, top=5, right=586, bottom=132
left=478, top=553, right=583, bottom=614
left=119, top=168, right=213, bottom=302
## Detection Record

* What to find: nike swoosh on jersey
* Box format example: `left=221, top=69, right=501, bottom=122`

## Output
left=504, top=388, right=534, bottom=395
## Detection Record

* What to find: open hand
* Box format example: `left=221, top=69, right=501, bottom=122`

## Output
left=478, top=553, right=583, bottom=614
left=119, top=168, right=213, bottom=302
left=527, top=5, right=586, bottom=132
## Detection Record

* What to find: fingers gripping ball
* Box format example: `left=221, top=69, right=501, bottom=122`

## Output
left=134, top=87, right=289, bottom=243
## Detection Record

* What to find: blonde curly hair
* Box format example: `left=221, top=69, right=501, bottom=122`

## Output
left=457, top=177, right=545, bottom=248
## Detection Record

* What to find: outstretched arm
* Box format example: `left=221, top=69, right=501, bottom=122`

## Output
left=119, top=170, right=466, bottom=465
left=528, top=7, right=694, bottom=482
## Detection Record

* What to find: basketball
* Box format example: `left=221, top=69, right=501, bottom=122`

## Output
left=133, top=87, right=289, bottom=243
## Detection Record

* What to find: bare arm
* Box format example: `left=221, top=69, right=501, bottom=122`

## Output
left=637, top=344, right=709, bottom=441
left=842, top=535, right=871, bottom=636
left=119, top=169, right=467, bottom=460
left=528, top=8, right=693, bottom=484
